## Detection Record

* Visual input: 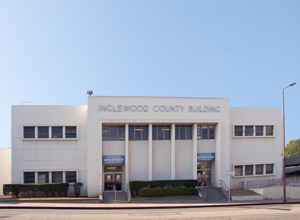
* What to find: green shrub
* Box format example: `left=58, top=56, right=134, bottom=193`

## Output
left=3, top=184, right=26, bottom=198
left=73, top=182, right=83, bottom=197
left=140, top=188, right=197, bottom=197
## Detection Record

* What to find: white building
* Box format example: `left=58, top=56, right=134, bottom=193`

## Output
left=11, top=96, right=283, bottom=197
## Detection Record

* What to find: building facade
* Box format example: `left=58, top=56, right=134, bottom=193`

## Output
left=11, top=96, right=283, bottom=197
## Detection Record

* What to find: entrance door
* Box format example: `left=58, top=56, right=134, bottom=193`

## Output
left=197, top=161, right=212, bottom=186
left=104, top=173, right=123, bottom=191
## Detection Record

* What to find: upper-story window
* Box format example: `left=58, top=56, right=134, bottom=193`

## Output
left=234, top=125, right=274, bottom=137
left=129, top=125, right=148, bottom=140
left=23, top=126, right=77, bottom=139
left=197, top=125, right=215, bottom=139
left=102, top=126, right=125, bottom=141
left=175, top=125, right=192, bottom=140
left=152, top=125, right=170, bottom=140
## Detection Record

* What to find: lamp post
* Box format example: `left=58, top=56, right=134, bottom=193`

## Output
left=282, top=82, right=296, bottom=203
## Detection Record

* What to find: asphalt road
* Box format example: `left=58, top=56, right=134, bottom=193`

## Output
left=1, top=204, right=300, bottom=220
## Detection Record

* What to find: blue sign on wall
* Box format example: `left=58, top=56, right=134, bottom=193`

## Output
left=197, top=153, right=215, bottom=161
left=102, top=155, right=125, bottom=164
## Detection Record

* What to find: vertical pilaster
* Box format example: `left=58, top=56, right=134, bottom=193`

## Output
left=125, top=123, right=129, bottom=191
left=193, top=124, right=197, bottom=180
left=171, top=123, right=175, bottom=180
left=99, top=121, right=103, bottom=194
left=148, top=124, right=153, bottom=181
left=49, top=172, right=52, bottom=183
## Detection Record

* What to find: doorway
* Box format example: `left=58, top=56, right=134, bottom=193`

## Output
left=197, top=161, right=212, bottom=187
left=104, top=165, right=123, bottom=192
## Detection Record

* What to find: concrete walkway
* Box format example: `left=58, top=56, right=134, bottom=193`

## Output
left=0, top=196, right=300, bottom=209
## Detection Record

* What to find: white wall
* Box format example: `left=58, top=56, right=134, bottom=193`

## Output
left=175, top=140, right=193, bottom=179
left=129, top=141, right=148, bottom=181
left=0, top=149, right=11, bottom=196
left=153, top=140, right=171, bottom=180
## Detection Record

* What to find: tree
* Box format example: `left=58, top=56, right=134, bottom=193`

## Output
left=285, top=139, right=300, bottom=158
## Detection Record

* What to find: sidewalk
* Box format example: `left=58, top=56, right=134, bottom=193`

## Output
left=1, top=196, right=300, bottom=209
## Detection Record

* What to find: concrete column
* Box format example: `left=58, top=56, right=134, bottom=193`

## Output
left=99, top=121, right=103, bottom=194
left=49, top=172, right=52, bottom=183
left=125, top=123, right=129, bottom=191
left=148, top=124, right=153, bottom=181
left=215, top=122, right=222, bottom=187
left=63, top=171, right=66, bottom=183
left=35, top=171, right=38, bottom=184
left=171, top=123, right=175, bottom=180
left=193, top=124, right=197, bottom=180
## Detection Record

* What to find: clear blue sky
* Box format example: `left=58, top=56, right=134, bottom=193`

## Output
left=0, top=0, right=299, bottom=148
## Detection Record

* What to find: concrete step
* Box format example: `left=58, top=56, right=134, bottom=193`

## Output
left=103, top=192, right=128, bottom=203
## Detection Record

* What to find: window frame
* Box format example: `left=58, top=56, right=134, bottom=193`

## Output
left=233, top=125, right=275, bottom=138
left=152, top=125, right=170, bottom=140
left=129, top=125, right=148, bottom=141
left=175, top=125, right=192, bottom=140
left=102, top=126, right=125, bottom=141
left=197, top=125, right=215, bottom=140
left=233, top=164, right=275, bottom=178
left=23, top=126, right=78, bottom=140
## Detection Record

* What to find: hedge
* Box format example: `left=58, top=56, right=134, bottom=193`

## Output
left=3, top=183, right=70, bottom=198
left=140, top=188, right=197, bottom=197
left=129, top=180, right=198, bottom=195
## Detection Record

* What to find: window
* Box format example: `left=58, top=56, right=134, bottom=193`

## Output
left=197, top=125, right=215, bottom=139
left=175, top=125, right=192, bottom=140
left=234, top=126, right=243, bottom=136
left=152, top=125, right=170, bottom=140
left=266, top=164, right=274, bottom=174
left=52, top=172, right=63, bottom=183
left=235, top=166, right=243, bottom=176
left=266, top=126, right=274, bottom=136
left=245, top=165, right=253, bottom=175
left=24, top=127, right=35, bottom=138
left=129, top=125, right=148, bottom=140
left=256, top=164, right=264, bottom=175
left=66, top=171, right=77, bottom=183
left=52, top=127, right=63, bottom=138
left=102, top=126, right=125, bottom=141
left=255, top=126, right=263, bottom=136
left=245, top=126, right=253, bottom=136
left=38, top=172, right=49, bottom=183
left=234, top=125, right=274, bottom=137
left=38, top=127, right=49, bottom=138
left=65, top=126, right=77, bottom=138
left=24, top=172, right=35, bottom=183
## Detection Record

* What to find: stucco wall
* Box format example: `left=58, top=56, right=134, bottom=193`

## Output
left=153, top=140, right=171, bottom=180
left=0, top=149, right=11, bottom=196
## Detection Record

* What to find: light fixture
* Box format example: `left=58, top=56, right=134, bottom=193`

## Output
left=87, top=90, right=93, bottom=96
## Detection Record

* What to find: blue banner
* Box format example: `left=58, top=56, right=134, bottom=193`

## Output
left=197, top=153, right=215, bottom=161
left=102, top=155, right=125, bottom=164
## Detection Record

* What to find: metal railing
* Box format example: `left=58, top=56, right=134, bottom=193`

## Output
left=196, top=187, right=207, bottom=201
left=247, top=178, right=300, bottom=189
left=219, top=180, right=230, bottom=201
left=127, top=184, right=131, bottom=203
left=113, top=185, right=116, bottom=203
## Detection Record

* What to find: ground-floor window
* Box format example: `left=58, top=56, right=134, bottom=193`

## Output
left=234, top=164, right=274, bottom=177
left=23, top=171, right=78, bottom=184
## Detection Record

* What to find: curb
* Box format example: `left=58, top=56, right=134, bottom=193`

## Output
left=1, top=201, right=300, bottom=209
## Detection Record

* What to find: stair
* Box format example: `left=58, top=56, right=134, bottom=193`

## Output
left=103, top=192, right=128, bottom=203
left=204, top=187, right=228, bottom=202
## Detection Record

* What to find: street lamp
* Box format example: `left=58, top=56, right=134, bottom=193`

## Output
left=282, top=82, right=296, bottom=203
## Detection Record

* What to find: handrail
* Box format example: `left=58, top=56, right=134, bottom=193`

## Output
left=219, top=180, right=230, bottom=201
left=127, top=184, right=131, bottom=203
left=196, top=187, right=207, bottom=201
left=113, top=185, right=116, bottom=203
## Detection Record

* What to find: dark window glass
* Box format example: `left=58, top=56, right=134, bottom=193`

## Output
left=102, top=126, right=109, bottom=140
left=266, top=126, right=273, bottom=136
left=118, top=126, right=125, bottom=140
left=256, top=165, right=263, bottom=175
left=186, top=126, right=191, bottom=140
left=152, top=126, right=157, bottom=140
left=234, top=126, right=243, bottom=136
left=135, top=126, right=142, bottom=140
left=110, top=126, right=117, bottom=141
left=52, top=172, right=63, bottom=183
left=142, top=126, right=148, bottom=140
left=158, top=125, right=164, bottom=140
left=235, top=166, right=243, bottom=176
left=66, top=171, right=77, bottom=183
left=180, top=126, right=186, bottom=140
left=38, top=127, right=49, bottom=138
left=65, top=126, right=77, bottom=138
left=266, top=164, right=274, bottom=174
left=164, top=126, right=170, bottom=140
left=52, top=127, right=62, bottom=138
left=129, top=126, right=134, bottom=140
left=24, top=172, right=35, bottom=183
left=197, top=127, right=201, bottom=139
left=24, top=127, right=35, bottom=138
left=202, top=126, right=208, bottom=139
left=175, top=126, right=179, bottom=140
left=38, top=172, right=49, bottom=183
left=245, top=165, right=253, bottom=175
left=209, top=126, right=215, bottom=139
left=245, top=126, right=254, bottom=136
left=255, top=126, right=264, bottom=136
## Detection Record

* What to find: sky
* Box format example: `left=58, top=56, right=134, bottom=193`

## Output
left=0, top=0, right=299, bottom=148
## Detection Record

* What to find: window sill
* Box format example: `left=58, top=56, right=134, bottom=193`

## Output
left=233, top=174, right=275, bottom=178
left=23, top=138, right=78, bottom=141
left=233, top=136, right=274, bottom=139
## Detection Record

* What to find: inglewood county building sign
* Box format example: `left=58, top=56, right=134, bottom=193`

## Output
left=98, top=105, right=221, bottom=113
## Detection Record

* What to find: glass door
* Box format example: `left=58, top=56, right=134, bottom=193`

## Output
left=104, top=172, right=123, bottom=191
left=197, top=161, right=212, bottom=186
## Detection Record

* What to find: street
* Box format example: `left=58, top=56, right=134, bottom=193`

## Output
left=1, top=204, right=300, bottom=219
